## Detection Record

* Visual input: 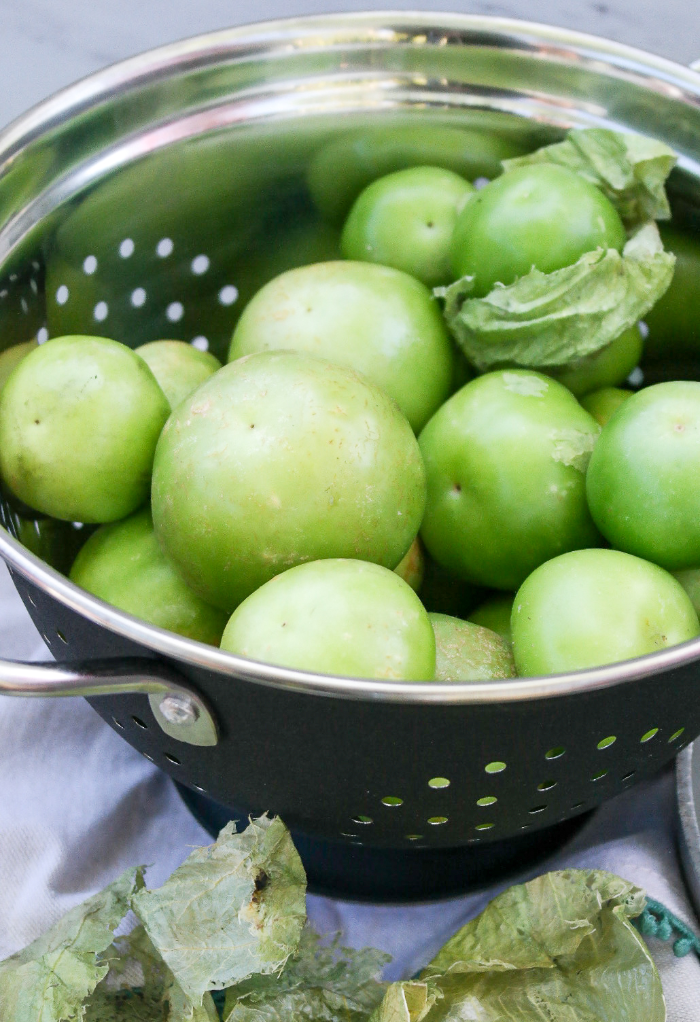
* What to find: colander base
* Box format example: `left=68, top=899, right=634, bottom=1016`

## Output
left=175, top=781, right=593, bottom=902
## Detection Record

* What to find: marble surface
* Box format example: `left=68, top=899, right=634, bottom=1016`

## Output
left=0, top=0, right=697, bottom=133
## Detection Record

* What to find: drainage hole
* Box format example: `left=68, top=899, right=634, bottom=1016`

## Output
left=143, top=753, right=154, bottom=762
left=475, top=822, right=494, bottom=832
left=591, top=770, right=608, bottom=782
left=529, top=805, right=547, bottom=814
left=112, top=717, right=124, bottom=730
left=621, top=771, right=636, bottom=782
left=537, top=779, right=557, bottom=792
left=56, top=629, right=68, bottom=644
left=485, top=761, right=506, bottom=774
left=597, top=736, right=616, bottom=750
left=476, top=796, right=497, bottom=807
left=132, top=716, right=148, bottom=729
left=641, top=728, right=659, bottom=743
left=428, top=816, right=448, bottom=825
left=428, top=776, right=450, bottom=789
left=193, top=784, right=206, bottom=793
left=405, top=834, right=424, bottom=841
left=668, top=728, right=685, bottom=743
left=571, top=802, right=586, bottom=810
left=381, top=796, right=403, bottom=807
left=352, top=815, right=373, bottom=825
left=164, top=752, right=181, bottom=766
left=545, top=746, right=565, bottom=760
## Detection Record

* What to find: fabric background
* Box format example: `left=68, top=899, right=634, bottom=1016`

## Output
left=1, top=562, right=699, bottom=1019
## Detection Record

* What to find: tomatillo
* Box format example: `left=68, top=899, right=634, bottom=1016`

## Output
left=152, top=351, right=426, bottom=612
left=429, top=612, right=515, bottom=681
left=419, top=370, right=601, bottom=590
left=587, top=380, right=700, bottom=570
left=135, top=340, right=221, bottom=409
left=228, top=260, right=454, bottom=433
left=70, top=509, right=228, bottom=645
left=0, top=335, right=169, bottom=522
left=220, top=559, right=436, bottom=681
left=450, top=164, right=627, bottom=297
left=341, top=166, right=474, bottom=287
left=512, top=548, right=700, bottom=675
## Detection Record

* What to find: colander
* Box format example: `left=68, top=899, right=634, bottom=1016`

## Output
left=1, top=12, right=700, bottom=899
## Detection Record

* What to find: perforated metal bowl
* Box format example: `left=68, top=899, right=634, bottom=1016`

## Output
left=1, top=13, right=700, bottom=890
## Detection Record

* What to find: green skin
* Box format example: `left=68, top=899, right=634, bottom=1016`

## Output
left=0, top=340, right=37, bottom=394
left=587, top=381, right=700, bottom=571
left=308, top=124, right=524, bottom=224
left=220, top=559, right=436, bottom=681
left=512, top=548, right=700, bottom=676
left=419, top=370, right=601, bottom=591
left=551, top=325, right=643, bottom=398
left=673, top=568, right=700, bottom=618
left=450, top=164, right=627, bottom=297
left=468, top=593, right=515, bottom=645
left=580, top=387, right=632, bottom=427
left=152, top=350, right=427, bottom=612
left=644, top=227, right=700, bottom=361
left=70, top=509, right=228, bottom=645
left=135, top=340, right=221, bottom=410
left=229, top=260, right=454, bottom=434
left=429, top=612, right=515, bottom=682
left=393, top=536, right=424, bottom=593
left=341, top=166, right=475, bottom=288
left=0, top=335, right=170, bottom=523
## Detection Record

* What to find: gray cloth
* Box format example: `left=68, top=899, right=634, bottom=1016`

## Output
left=0, top=563, right=699, bottom=1018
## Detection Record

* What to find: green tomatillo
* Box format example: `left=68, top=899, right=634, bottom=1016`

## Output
left=220, top=559, right=436, bottom=680
left=228, top=260, right=454, bottom=433
left=450, top=164, right=627, bottom=297
left=419, top=370, right=601, bottom=590
left=587, top=380, right=700, bottom=570
left=512, top=548, right=700, bottom=675
left=152, top=350, right=426, bottom=612
left=70, top=509, right=228, bottom=645
left=0, top=334, right=169, bottom=522
left=341, top=166, right=474, bottom=288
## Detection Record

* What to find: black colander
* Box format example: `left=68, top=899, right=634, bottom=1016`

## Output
left=1, top=12, right=700, bottom=899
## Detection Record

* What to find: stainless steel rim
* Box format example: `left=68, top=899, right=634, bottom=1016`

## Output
left=2, top=10, right=700, bottom=704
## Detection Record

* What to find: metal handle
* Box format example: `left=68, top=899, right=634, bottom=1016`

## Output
left=0, top=656, right=217, bottom=746
left=691, top=59, right=700, bottom=72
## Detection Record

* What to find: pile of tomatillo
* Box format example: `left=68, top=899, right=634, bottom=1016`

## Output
left=1, top=126, right=700, bottom=684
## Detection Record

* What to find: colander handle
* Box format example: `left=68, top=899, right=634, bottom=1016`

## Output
left=691, top=58, right=700, bottom=71
left=0, top=656, right=217, bottom=746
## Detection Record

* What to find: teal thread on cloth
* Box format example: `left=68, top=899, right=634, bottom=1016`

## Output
left=634, top=898, right=700, bottom=959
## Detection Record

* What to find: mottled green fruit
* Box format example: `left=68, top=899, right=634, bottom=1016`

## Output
left=135, top=340, right=221, bottom=409
left=512, top=548, right=700, bottom=676
left=580, top=387, right=632, bottom=426
left=221, top=559, right=436, bottom=680
left=451, top=164, right=627, bottom=297
left=229, top=261, right=454, bottom=433
left=0, top=340, right=37, bottom=393
left=0, top=335, right=169, bottom=522
left=419, top=370, right=601, bottom=590
left=429, top=612, right=516, bottom=681
left=468, top=593, right=514, bottom=645
left=70, top=509, right=227, bottom=644
left=551, top=325, right=643, bottom=397
left=341, top=166, right=474, bottom=288
left=394, top=536, right=424, bottom=593
left=152, top=351, right=426, bottom=612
